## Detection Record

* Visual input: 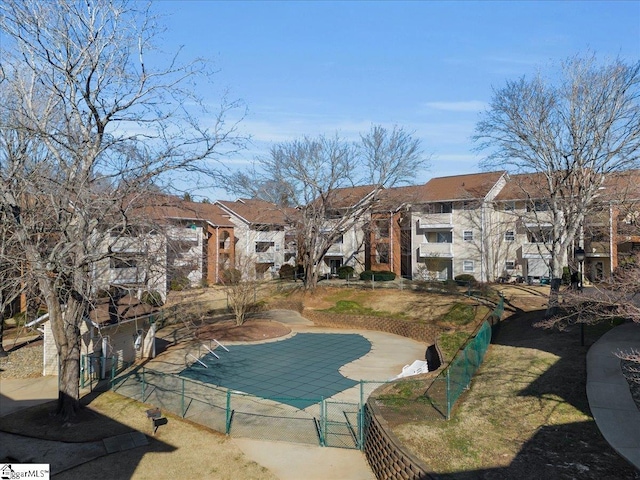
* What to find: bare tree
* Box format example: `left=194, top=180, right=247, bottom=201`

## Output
left=231, top=125, right=428, bottom=289
left=0, top=0, right=244, bottom=418
left=219, top=254, right=259, bottom=326
left=475, top=55, right=640, bottom=313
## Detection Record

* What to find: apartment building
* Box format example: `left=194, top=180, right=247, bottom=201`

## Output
left=583, top=170, right=640, bottom=281
left=490, top=173, right=557, bottom=283
left=92, top=196, right=235, bottom=301
left=315, top=185, right=377, bottom=276
left=407, top=172, right=507, bottom=282
left=215, top=198, right=295, bottom=279
left=367, top=185, right=425, bottom=278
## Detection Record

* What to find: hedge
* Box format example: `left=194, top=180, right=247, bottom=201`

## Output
left=359, top=270, right=396, bottom=281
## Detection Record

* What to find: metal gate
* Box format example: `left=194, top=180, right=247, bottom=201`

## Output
left=319, top=400, right=362, bottom=449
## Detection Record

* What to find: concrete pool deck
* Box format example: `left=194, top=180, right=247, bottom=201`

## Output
left=153, top=309, right=428, bottom=385
left=145, top=308, right=428, bottom=479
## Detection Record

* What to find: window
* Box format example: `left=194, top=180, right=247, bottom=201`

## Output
left=505, top=261, right=516, bottom=270
left=463, top=230, right=473, bottom=242
left=504, top=230, right=515, bottom=242
left=463, top=260, right=474, bottom=272
left=436, top=231, right=452, bottom=243
left=528, top=200, right=549, bottom=212
left=376, top=243, right=389, bottom=264
left=255, top=241, right=274, bottom=253
left=504, top=201, right=516, bottom=211
left=426, top=202, right=452, bottom=214
left=528, top=230, right=552, bottom=243
left=110, top=257, right=137, bottom=269
left=375, top=219, right=390, bottom=238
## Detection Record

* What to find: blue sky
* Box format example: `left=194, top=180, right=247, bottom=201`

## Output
left=154, top=1, right=640, bottom=200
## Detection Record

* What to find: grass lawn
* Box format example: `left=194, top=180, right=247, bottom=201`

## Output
left=392, top=309, right=638, bottom=479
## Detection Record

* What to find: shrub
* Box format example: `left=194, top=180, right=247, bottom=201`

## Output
left=278, top=264, right=296, bottom=280
left=219, top=268, right=241, bottom=285
left=337, top=265, right=355, bottom=279
left=562, top=266, right=571, bottom=285
left=454, top=274, right=476, bottom=285
left=359, top=270, right=396, bottom=281
left=141, top=290, right=164, bottom=307
left=169, top=276, right=190, bottom=291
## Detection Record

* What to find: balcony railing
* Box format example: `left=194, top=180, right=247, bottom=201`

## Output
left=520, top=243, right=552, bottom=258
left=419, top=242, right=453, bottom=257
left=417, top=213, right=453, bottom=229
left=110, top=268, right=142, bottom=285
left=586, top=241, right=610, bottom=256
left=326, top=243, right=344, bottom=255
left=110, top=238, right=144, bottom=254
left=255, top=252, right=276, bottom=264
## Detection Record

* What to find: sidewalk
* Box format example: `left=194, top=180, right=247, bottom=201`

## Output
left=586, top=322, right=640, bottom=471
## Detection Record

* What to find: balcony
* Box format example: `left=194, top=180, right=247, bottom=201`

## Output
left=419, top=242, right=453, bottom=258
left=110, top=238, right=144, bottom=254
left=326, top=243, right=344, bottom=255
left=417, top=213, right=453, bottom=229
left=255, top=252, right=276, bottom=264
left=520, top=243, right=552, bottom=258
left=110, top=268, right=142, bottom=285
left=586, top=241, right=610, bottom=256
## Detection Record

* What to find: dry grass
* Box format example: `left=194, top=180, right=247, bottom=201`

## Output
left=393, top=310, right=638, bottom=479
left=0, top=391, right=277, bottom=480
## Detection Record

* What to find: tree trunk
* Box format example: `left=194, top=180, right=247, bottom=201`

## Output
left=0, top=314, right=7, bottom=358
left=53, top=300, right=83, bottom=420
left=37, top=273, right=83, bottom=420
left=546, top=278, right=562, bottom=317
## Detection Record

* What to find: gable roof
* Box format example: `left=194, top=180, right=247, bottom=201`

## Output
left=136, top=196, right=234, bottom=228
left=324, top=185, right=378, bottom=210
left=418, top=171, right=506, bottom=202
left=600, top=169, right=640, bottom=203
left=216, top=198, right=291, bottom=226
left=494, top=169, right=640, bottom=203
left=88, top=294, right=157, bottom=327
left=372, top=184, right=430, bottom=212
left=493, top=172, right=550, bottom=201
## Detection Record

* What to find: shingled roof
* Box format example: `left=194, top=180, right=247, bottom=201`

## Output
left=493, top=172, right=550, bottom=201
left=216, top=198, right=292, bottom=226
left=135, top=195, right=234, bottom=227
left=418, top=171, right=506, bottom=202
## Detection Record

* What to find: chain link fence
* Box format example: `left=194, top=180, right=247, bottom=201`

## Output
left=113, top=366, right=369, bottom=448
left=111, top=295, right=504, bottom=447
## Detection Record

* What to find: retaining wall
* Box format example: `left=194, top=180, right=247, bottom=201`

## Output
left=302, top=309, right=441, bottom=345
left=364, top=400, right=435, bottom=480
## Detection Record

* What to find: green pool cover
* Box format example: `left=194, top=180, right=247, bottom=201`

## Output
left=179, top=333, right=371, bottom=409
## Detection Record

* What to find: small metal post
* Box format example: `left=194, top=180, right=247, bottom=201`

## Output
left=446, top=369, right=451, bottom=420
left=359, top=381, right=365, bottom=450
left=181, top=378, right=185, bottom=417
left=80, top=355, right=85, bottom=389
left=225, top=390, right=232, bottom=434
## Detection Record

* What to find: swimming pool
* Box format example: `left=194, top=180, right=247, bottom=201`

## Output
left=179, top=332, right=371, bottom=409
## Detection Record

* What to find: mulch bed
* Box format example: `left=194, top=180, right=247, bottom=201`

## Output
left=195, top=318, right=291, bottom=342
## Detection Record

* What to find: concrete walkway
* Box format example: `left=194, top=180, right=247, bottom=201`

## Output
left=587, top=322, right=640, bottom=471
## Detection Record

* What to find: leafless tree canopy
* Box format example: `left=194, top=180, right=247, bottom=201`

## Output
left=0, top=0, right=245, bottom=418
left=475, top=55, right=640, bottom=312
left=230, top=125, right=428, bottom=288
